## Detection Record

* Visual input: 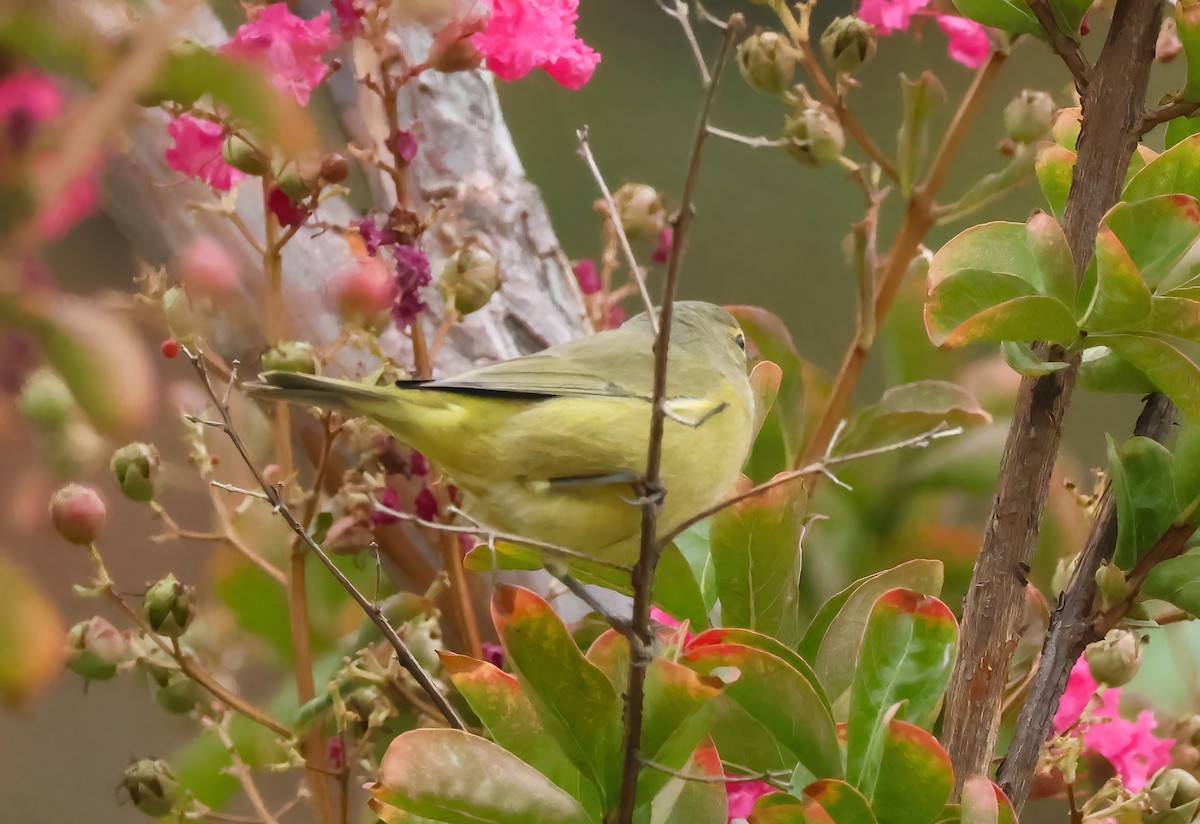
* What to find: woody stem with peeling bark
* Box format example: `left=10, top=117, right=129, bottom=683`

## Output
left=798, top=51, right=1007, bottom=470
left=941, top=0, right=1163, bottom=790
left=613, top=17, right=739, bottom=824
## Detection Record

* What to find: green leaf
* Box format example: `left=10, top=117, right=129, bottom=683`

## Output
left=371, top=729, right=592, bottom=824
left=710, top=476, right=806, bottom=645
left=950, top=0, right=1040, bottom=33
left=1174, top=421, right=1200, bottom=523
left=1139, top=297, right=1200, bottom=341
left=708, top=699, right=795, bottom=776
left=463, top=540, right=542, bottom=572
left=688, top=627, right=832, bottom=716
left=649, top=744, right=728, bottom=824
left=959, top=776, right=1017, bottom=824
left=847, top=590, right=958, bottom=797
left=0, top=555, right=63, bottom=708
left=637, top=657, right=724, bottom=803
left=673, top=521, right=718, bottom=612
left=1046, top=0, right=1090, bottom=35
left=1077, top=228, right=1153, bottom=331
left=1025, top=212, right=1079, bottom=306
left=1166, top=115, right=1200, bottom=151
left=801, top=560, right=944, bottom=711
left=728, top=306, right=807, bottom=469
left=1036, top=144, right=1076, bottom=218
left=838, top=380, right=992, bottom=453
left=1177, top=3, right=1200, bottom=101
left=868, top=721, right=954, bottom=824
left=751, top=360, right=783, bottom=441
left=1144, top=551, right=1200, bottom=616
left=439, top=653, right=596, bottom=810
left=929, top=221, right=1067, bottom=301
left=1002, top=341, right=1071, bottom=376
left=1092, top=333, right=1200, bottom=422
left=683, top=643, right=841, bottom=780
left=1103, top=196, right=1200, bottom=290
left=898, top=72, right=947, bottom=195
left=653, top=543, right=711, bottom=629
left=748, top=793, right=810, bottom=823
left=1078, top=345, right=1157, bottom=394
left=1108, top=435, right=1178, bottom=569
left=925, top=270, right=1078, bottom=347
left=801, top=779, right=878, bottom=823
left=491, top=586, right=622, bottom=804
left=1125, top=135, right=1200, bottom=203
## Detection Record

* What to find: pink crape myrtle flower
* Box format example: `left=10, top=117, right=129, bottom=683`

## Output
left=0, top=69, right=64, bottom=126
left=1054, top=657, right=1174, bottom=794
left=221, top=3, right=340, bottom=105
left=36, top=163, right=101, bottom=240
left=726, top=779, right=773, bottom=820
left=165, top=115, right=246, bottom=191
left=936, top=15, right=992, bottom=68
left=859, top=0, right=930, bottom=34
left=472, top=0, right=600, bottom=89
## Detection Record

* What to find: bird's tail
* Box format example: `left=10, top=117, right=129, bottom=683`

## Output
left=245, top=371, right=395, bottom=411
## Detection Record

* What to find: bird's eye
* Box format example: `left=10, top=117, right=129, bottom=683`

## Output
left=734, top=332, right=746, bottom=351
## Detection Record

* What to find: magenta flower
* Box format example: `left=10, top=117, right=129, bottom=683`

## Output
left=371, top=487, right=402, bottom=526
left=936, top=15, right=992, bottom=69
left=392, top=244, right=431, bottom=330
left=0, top=69, right=63, bottom=144
left=472, top=0, right=600, bottom=89
left=331, top=0, right=365, bottom=40
left=267, top=186, right=308, bottom=228
left=221, top=4, right=340, bottom=106
left=858, top=0, right=931, bottom=35
left=182, top=236, right=240, bottom=300
left=481, top=641, right=505, bottom=669
left=386, top=129, right=419, bottom=165
left=725, top=779, right=773, bottom=820
left=651, top=227, right=674, bottom=264
left=414, top=487, right=438, bottom=521
left=36, top=159, right=102, bottom=240
left=572, top=258, right=600, bottom=294
left=165, top=115, right=246, bottom=191
left=409, top=450, right=429, bottom=477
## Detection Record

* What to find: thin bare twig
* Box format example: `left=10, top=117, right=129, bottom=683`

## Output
left=655, top=0, right=712, bottom=83
left=210, top=717, right=283, bottom=824
left=1028, top=0, right=1091, bottom=89
left=183, top=347, right=466, bottom=731
left=1141, top=97, right=1200, bottom=134
left=615, top=16, right=741, bottom=824
left=639, top=758, right=790, bottom=789
left=706, top=126, right=790, bottom=148
left=576, top=128, right=658, bottom=327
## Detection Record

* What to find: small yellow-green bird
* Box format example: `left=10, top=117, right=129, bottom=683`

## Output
left=253, top=301, right=753, bottom=566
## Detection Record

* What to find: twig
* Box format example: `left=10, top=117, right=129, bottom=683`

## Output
left=1028, top=0, right=1091, bottom=89
left=706, top=126, right=790, bottom=148
left=210, top=717, right=283, bottom=824
left=639, top=757, right=790, bottom=790
left=154, top=500, right=288, bottom=586
left=183, top=347, right=466, bottom=731
left=1141, top=97, right=1200, bottom=134
left=615, top=17, right=740, bottom=824
left=655, top=0, right=711, bottom=83
left=576, top=128, right=658, bottom=326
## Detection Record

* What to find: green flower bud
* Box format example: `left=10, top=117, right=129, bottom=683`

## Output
left=1154, top=768, right=1200, bottom=810
left=262, top=341, right=318, bottom=375
left=1004, top=90, right=1055, bottom=143
left=143, top=574, right=196, bottom=638
left=50, top=483, right=107, bottom=545
left=120, top=759, right=179, bottom=817
left=110, top=442, right=162, bottom=503
left=67, top=617, right=127, bottom=681
left=736, top=32, right=796, bottom=95
left=439, top=246, right=502, bottom=316
left=221, top=134, right=267, bottom=176
left=141, top=654, right=203, bottom=714
left=612, top=183, right=666, bottom=239
left=1095, top=562, right=1128, bottom=612
left=162, top=285, right=200, bottom=343
left=18, top=369, right=75, bottom=431
left=784, top=105, right=845, bottom=166
left=820, top=16, right=877, bottom=74
left=1084, top=628, right=1142, bottom=687
left=273, top=159, right=314, bottom=202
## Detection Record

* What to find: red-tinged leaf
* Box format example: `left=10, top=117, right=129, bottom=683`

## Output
left=800, top=560, right=944, bottom=710
left=688, top=627, right=831, bottom=716
left=928, top=221, right=1069, bottom=301
left=801, top=779, right=878, bottom=823
left=710, top=475, right=806, bottom=644
left=1077, top=227, right=1152, bottom=331
left=0, top=555, right=64, bottom=707
left=749, top=793, right=812, bottom=823
left=1104, top=195, right=1200, bottom=290
left=867, top=720, right=954, bottom=824
left=1091, top=333, right=1200, bottom=423
left=847, top=590, right=958, bottom=796
left=959, top=775, right=1016, bottom=824
left=838, top=380, right=991, bottom=453
left=491, top=586, right=622, bottom=804
left=1124, top=134, right=1200, bottom=203
left=585, top=630, right=629, bottom=693
left=1036, top=143, right=1076, bottom=218
left=1025, top=212, right=1078, bottom=306
left=684, top=643, right=840, bottom=779
left=925, top=270, right=1077, bottom=347
left=750, top=359, right=783, bottom=441
left=648, top=742, right=728, bottom=823
left=439, top=653, right=596, bottom=811
left=727, top=306, right=808, bottom=469
left=371, top=729, right=591, bottom=824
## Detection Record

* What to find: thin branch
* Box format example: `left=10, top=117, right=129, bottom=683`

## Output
left=639, top=758, right=790, bottom=790
left=615, top=17, right=740, bottom=823
left=706, top=126, right=790, bottom=148
left=210, top=717, right=283, bottom=824
left=1028, top=0, right=1091, bottom=89
left=1141, top=97, right=1200, bottom=134
left=576, top=127, right=657, bottom=327
left=655, top=0, right=710, bottom=83
left=183, top=347, right=466, bottom=731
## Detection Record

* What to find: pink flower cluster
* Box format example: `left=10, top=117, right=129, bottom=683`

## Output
left=858, top=0, right=992, bottom=68
left=472, top=0, right=600, bottom=89
left=1054, top=657, right=1174, bottom=793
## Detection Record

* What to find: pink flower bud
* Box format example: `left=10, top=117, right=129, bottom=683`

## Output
left=181, top=236, right=239, bottom=301
left=333, top=257, right=398, bottom=331
left=50, top=483, right=106, bottom=545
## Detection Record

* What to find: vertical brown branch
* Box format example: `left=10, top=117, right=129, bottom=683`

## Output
left=941, top=0, right=1163, bottom=789
left=613, top=17, right=740, bottom=823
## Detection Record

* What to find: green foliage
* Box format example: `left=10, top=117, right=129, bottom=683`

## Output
left=838, top=381, right=992, bottom=452
left=958, top=775, right=1018, bottom=824
left=1108, top=435, right=1179, bottom=568
left=949, top=0, right=1040, bottom=35
left=898, top=72, right=946, bottom=195
left=868, top=721, right=955, bottom=824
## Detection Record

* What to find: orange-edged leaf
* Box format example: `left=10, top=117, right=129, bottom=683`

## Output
left=649, top=740, right=728, bottom=823
left=750, top=360, right=783, bottom=441
left=959, top=775, right=1017, bottom=824
left=1104, top=195, right=1200, bottom=291
left=869, top=720, right=954, bottom=824
left=1077, top=227, right=1152, bottom=331
left=1124, top=134, right=1200, bottom=203
left=925, top=270, right=1077, bottom=347
left=928, top=221, right=1067, bottom=301
left=0, top=554, right=64, bottom=707
left=727, top=306, right=807, bottom=470
left=688, top=627, right=831, bottom=716
left=801, top=779, right=878, bottom=823
left=749, top=793, right=812, bottom=823
left=1036, top=143, right=1076, bottom=218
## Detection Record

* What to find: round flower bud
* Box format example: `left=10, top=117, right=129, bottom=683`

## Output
left=820, top=16, right=877, bottom=74
left=120, top=759, right=179, bottom=817
left=736, top=32, right=796, bottom=95
left=142, top=574, right=196, bottom=639
left=1158, top=18, right=1183, bottom=64
left=18, top=368, right=74, bottom=431
left=1084, top=628, right=1142, bottom=687
left=1003, top=90, right=1055, bottom=143
left=110, top=442, right=162, bottom=503
left=140, top=655, right=203, bottom=715
left=784, top=105, right=845, bottom=166
left=181, top=236, right=239, bottom=302
left=319, top=153, right=350, bottom=184
left=1094, top=561, right=1127, bottom=611
left=1155, top=768, right=1200, bottom=809
left=50, top=483, right=107, bottom=545
left=262, top=341, right=318, bottom=375
left=221, top=134, right=267, bottom=176
left=333, top=257, right=397, bottom=333
left=612, top=183, right=666, bottom=239
left=67, top=617, right=127, bottom=681
left=162, top=285, right=200, bottom=343
left=439, top=246, right=501, bottom=316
